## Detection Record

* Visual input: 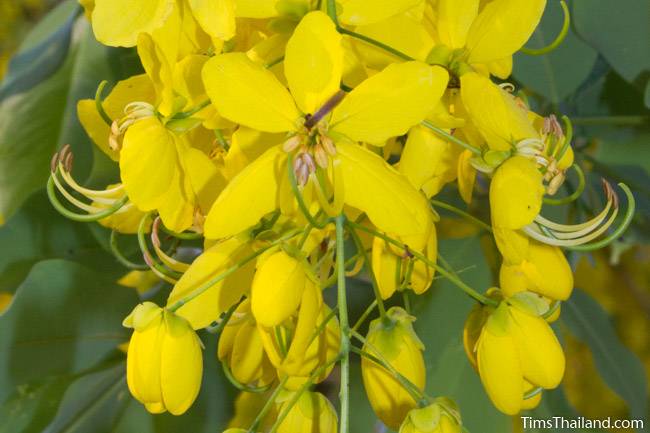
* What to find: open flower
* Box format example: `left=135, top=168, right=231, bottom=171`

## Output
left=202, top=11, right=447, bottom=250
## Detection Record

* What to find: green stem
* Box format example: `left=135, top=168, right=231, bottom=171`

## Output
left=520, top=0, right=570, bottom=55
left=335, top=214, right=350, bottom=433
left=265, top=56, right=285, bottom=68
left=421, top=120, right=482, bottom=155
left=248, top=376, right=289, bottom=432
left=346, top=222, right=387, bottom=318
left=347, top=221, right=497, bottom=307
left=158, top=223, right=203, bottom=240
left=430, top=199, right=492, bottom=233
left=337, top=27, right=413, bottom=61
left=95, top=80, right=112, bottom=126
left=171, top=99, right=210, bottom=120
left=222, top=361, right=273, bottom=394
left=326, top=0, right=339, bottom=26
left=109, top=230, right=149, bottom=270
left=555, top=115, right=573, bottom=164
left=167, top=228, right=303, bottom=311
left=206, top=300, right=240, bottom=334
left=352, top=300, right=377, bottom=333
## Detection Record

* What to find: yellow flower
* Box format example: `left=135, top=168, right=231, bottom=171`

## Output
left=167, top=236, right=255, bottom=330
left=476, top=297, right=564, bottom=415
left=361, top=307, right=425, bottom=430
left=490, top=155, right=544, bottom=231
left=90, top=0, right=235, bottom=47
left=218, top=300, right=276, bottom=387
left=371, top=227, right=437, bottom=300
left=399, top=400, right=462, bottom=433
left=500, top=241, right=573, bottom=301
left=227, top=391, right=277, bottom=430
left=123, top=302, right=203, bottom=415
left=202, top=11, right=445, bottom=248
left=276, top=391, right=338, bottom=433
left=337, top=0, right=425, bottom=26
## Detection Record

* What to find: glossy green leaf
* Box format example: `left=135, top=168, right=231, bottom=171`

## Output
left=562, top=289, right=649, bottom=423
left=572, top=0, right=650, bottom=82
left=513, top=2, right=597, bottom=103
left=0, top=2, right=79, bottom=100
left=0, top=260, right=138, bottom=402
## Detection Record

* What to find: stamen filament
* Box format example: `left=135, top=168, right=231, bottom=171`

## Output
left=520, top=0, right=570, bottom=56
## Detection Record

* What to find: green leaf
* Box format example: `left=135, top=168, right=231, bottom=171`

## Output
left=0, top=192, right=116, bottom=293
left=0, top=259, right=138, bottom=402
left=0, top=2, right=80, bottom=100
left=513, top=1, right=597, bottom=104
left=562, top=289, right=649, bottom=424
left=0, top=376, right=73, bottom=433
left=41, top=364, right=128, bottom=433
left=572, top=0, right=650, bottom=83
left=645, top=80, right=650, bottom=109
left=414, top=237, right=511, bottom=433
left=0, top=16, right=140, bottom=224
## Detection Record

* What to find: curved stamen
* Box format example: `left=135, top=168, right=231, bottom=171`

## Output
left=151, top=217, right=191, bottom=273
left=95, top=80, right=113, bottom=126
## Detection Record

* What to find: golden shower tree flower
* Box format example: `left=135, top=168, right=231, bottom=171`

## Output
left=475, top=294, right=565, bottom=415
left=361, top=307, right=426, bottom=430
left=399, top=400, right=462, bottom=433
left=202, top=11, right=447, bottom=250
left=123, top=302, right=204, bottom=415
left=276, top=391, right=338, bottom=433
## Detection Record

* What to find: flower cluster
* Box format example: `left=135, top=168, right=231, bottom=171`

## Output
left=48, top=0, right=634, bottom=431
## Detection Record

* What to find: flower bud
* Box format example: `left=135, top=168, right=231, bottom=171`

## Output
left=123, top=302, right=203, bottom=415
left=361, top=307, right=426, bottom=430
left=277, top=391, right=337, bottom=433
left=399, top=400, right=462, bottom=433
left=476, top=298, right=564, bottom=415
left=251, top=250, right=308, bottom=327
left=218, top=300, right=275, bottom=387
left=227, top=391, right=277, bottom=431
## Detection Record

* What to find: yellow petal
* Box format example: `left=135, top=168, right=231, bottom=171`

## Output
left=477, top=306, right=524, bottom=415
left=460, top=72, right=537, bottom=151
left=120, top=117, right=178, bottom=211
left=338, top=142, right=433, bottom=250
left=285, top=11, right=343, bottom=114
left=168, top=237, right=254, bottom=329
left=500, top=242, right=573, bottom=300
left=188, top=0, right=236, bottom=41
left=457, top=149, right=477, bottom=204
left=137, top=33, right=176, bottom=117
left=408, top=228, right=437, bottom=295
left=160, top=312, right=203, bottom=415
left=353, top=15, right=432, bottom=70
left=204, top=146, right=285, bottom=239
left=488, top=56, right=513, bottom=80
left=235, top=0, right=279, bottom=18
left=127, top=314, right=164, bottom=407
left=91, top=0, right=174, bottom=47
left=372, top=236, right=400, bottom=299
left=331, top=62, right=448, bottom=144
left=490, top=156, right=544, bottom=230
left=173, top=55, right=211, bottom=110
left=338, top=0, right=423, bottom=26
left=493, top=227, right=530, bottom=265
left=251, top=251, right=307, bottom=327
left=78, top=74, right=156, bottom=161
left=223, top=127, right=285, bottom=180
left=508, top=305, right=565, bottom=389
left=436, top=0, right=479, bottom=49
left=182, top=146, right=227, bottom=215
left=282, top=281, right=323, bottom=375
left=399, top=125, right=461, bottom=197
left=156, top=162, right=195, bottom=233
left=231, top=321, right=266, bottom=384
left=202, top=53, right=300, bottom=133
left=466, top=0, right=546, bottom=63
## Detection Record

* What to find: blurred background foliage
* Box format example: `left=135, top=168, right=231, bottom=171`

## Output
left=0, top=1, right=648, bottom=432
